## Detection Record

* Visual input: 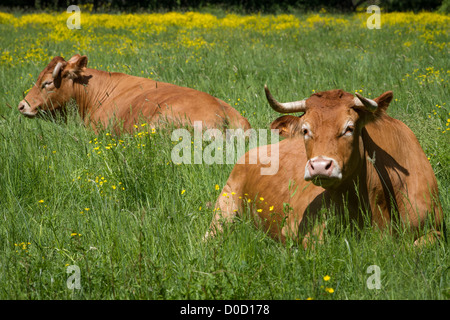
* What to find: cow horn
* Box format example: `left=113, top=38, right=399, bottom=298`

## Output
left=264, top=85, right=307, bottom=113
left=52, top=62, right=63, bottom=79
left=354, top=92, right=378, bottom=112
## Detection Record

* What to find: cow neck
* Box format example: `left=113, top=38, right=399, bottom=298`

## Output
left=72, top=68, right=117, bottom=120
left=326, top=132, right=371, bottom=221
left=360, top=125, right=399, bottom=220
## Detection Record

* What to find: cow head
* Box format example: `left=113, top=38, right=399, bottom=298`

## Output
left=18, top=54, right=88, bottom=118
left=266, top=85, right=393, bottom=189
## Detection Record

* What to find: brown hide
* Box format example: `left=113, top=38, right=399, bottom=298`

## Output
left=205, top=138, right=328, bottom=244
left=206, top=88, right=444, bottom=247
left=18, top=55, right=251, bottom=132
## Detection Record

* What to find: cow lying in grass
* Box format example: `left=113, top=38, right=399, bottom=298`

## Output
left=205, top=86, right=444, bottom=248
left=18, top=54, right=251, bottom=133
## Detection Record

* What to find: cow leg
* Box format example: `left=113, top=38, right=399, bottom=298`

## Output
left=203, top=182, right=242, bottom=240
left=413, top=230, right=443, bottom=247
left=280, top=212, right=326, bottom=250
left=397, top=192, right=445, bottom=247
left=297, top=192, right=330, bottom=250
left=301, top=221, right=326, bottom=250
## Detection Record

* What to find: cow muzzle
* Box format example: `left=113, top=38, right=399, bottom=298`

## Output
left=304, top=156, right=342, bottom=185
left=18, top=100, right=38, bottom=118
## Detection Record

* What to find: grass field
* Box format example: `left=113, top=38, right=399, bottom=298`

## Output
left=0, top=9, right=449, bottom=300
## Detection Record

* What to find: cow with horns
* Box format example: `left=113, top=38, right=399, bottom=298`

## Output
left=205, top=85, right=444, bottom=247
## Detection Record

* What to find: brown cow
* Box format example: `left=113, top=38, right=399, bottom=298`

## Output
left=205, top=86, right=444, bottom=247
left=18, top=54, right=251, bottom=132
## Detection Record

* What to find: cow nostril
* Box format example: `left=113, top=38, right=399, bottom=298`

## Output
left=325, top=161, right=332, bottom=170
left=18, top=103, right=25, bottom=111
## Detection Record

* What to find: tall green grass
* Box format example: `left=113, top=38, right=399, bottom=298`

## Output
left=0, top=11, right=448, bottom=300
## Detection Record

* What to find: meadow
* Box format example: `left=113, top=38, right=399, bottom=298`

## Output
left=0, top=9, right=449, bottom=300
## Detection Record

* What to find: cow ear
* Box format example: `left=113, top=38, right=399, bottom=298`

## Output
left=354, top=91, right=393, bottom=126
left=374, top=91, right=393, bottom=113
left=63, top=54, right=88, bottom=79
left=270, top=115, right=302, bottom=138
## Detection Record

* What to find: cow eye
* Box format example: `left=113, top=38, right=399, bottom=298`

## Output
left=41, top=81, right=53, bottom=89
left=344, top=126, right=354, bottom=136
left=301, top=124, right=311, bottom=139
